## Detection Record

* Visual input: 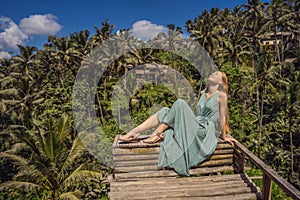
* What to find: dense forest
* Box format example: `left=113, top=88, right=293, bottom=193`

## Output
left=0, top=0, right=299, bottom=199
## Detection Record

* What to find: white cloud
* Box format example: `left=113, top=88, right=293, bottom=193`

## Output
left=0, top=17, right=28, bottom=50
left=131, top=20, right=166, bottom=40
left=0, top=51, right=12, bottom=59
left=0, top=14, right=62, bottom=51
left=19, top=14, right=62, bottom=35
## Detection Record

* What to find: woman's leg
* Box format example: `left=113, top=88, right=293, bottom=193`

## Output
left=118, top=114, right=160, bottom=141
left=143, top=123, right=169, bottom=143
left=143, top=99, right=192, bottom=144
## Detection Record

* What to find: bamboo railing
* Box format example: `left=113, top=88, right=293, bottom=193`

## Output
left=233, top=138, right=300, bottom=200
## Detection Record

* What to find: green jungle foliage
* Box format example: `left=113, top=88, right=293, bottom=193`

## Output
left=1, top=0, right=300, bottom=199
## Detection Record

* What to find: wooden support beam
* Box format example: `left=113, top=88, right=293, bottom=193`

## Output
left=233, top=148, right=245, bottom=174
left=262, top=173, right=272, bottom=200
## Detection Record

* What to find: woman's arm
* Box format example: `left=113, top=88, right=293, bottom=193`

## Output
left=218, top=92, right=235, bottom=145
left=218, top=92, right=227, bottom=139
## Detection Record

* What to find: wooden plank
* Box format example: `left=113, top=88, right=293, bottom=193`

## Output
left=111, top=182, right=254, bottom=194
left=215, top=143, right=234, bottom=149
left=113, top=148, right=234, bottom=158
left=192, top=158, right=233, bottom=168
left=214, top=149, right=234, bottom=155
left=112, top=147, right=160, bottom=155
left=114, top=159, right=158, bottom=167
left=114, top=164, right=158, bottom=173
left=209, top=154, right=233, bottom=160
left=158, top=193, right=261, bottom=200
left=113, top=154, right=233, bottom=166
left=112, top=134, right=119, bottom=148
left=111, top=179, right=250, bottom=190
left=114, top=158, right=233, bottom=173
left=111, top=174, right=248, bottom=186
left=112, top=144, right=232, bottom=156
left=109, top=184, right=257, bottom=199
left=111, top=179, right=246, bottom=189
left=114, top=166, right=234, bottom=180
left=113, top=154, right=158, bottom=161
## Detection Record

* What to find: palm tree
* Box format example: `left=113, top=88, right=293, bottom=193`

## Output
left=262, top=0, right=295, bottom=62
left=70, top=30, right=91, bottom=56
left=281, top=62, right=300, bottom=175
left=89, top=19, right=115, bottom=48
left=0, top=45, right=44, bottom=129
left=219, top=6, right=250, bottom=67
left=243, top=1, right=268, bottom=156
left=250, top=51, right=282, bottom=158
left=0, top=114, right=103, bottom=199
left=186, top=8, right=223, bottom=59
left=286, top=0, right=300, bottom=50
left=47, top=36, right=82, bottom=87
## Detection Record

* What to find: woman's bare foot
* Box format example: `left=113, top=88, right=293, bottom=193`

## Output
left=118, top=130, right=140, bottom=143
left=143, top=123, right=169, bottom=144
left=143, top=132, right=164, bottom=144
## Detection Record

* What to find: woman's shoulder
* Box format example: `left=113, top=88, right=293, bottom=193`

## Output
left=217, top=91, right=227, bottom=101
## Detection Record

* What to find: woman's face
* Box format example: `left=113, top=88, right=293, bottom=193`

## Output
left=208, top=71, right=223, bottom=85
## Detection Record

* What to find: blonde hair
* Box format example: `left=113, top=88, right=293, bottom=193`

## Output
left=219, top=72, right=230, bottom=134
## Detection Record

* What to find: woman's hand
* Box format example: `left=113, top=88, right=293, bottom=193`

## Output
left=222, top=137, right=236, bottom=146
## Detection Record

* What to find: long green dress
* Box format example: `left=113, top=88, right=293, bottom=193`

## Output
left=156, top=92, right=219, bottom=176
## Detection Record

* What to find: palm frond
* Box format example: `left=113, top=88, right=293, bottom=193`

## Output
left=42, top=114, right=71, bottom=159
left=1, top=99, right=21, bottom=104
left=0, top=76, right=13, bottom=87
left=59, top=190, right=83, bottom=200
left=32, top=97, right=45, bottom=105
left=9, top=72, right=22, bottom=77
left=266, top=81, right=276, bottom=93
left=58, top=113, right=70, bottom=141
left=43, top=131, right=57, bottom=159
left=63, top=165, right=102, bottom=187
left=0, top=101, right=6, bottom=112
left=0, top=88, right=19, bottom=97
left=0, top=181, right=40, bottom=191
left=60, top=137, right=85, bottom=174
left=20, top=131, right=41, bottom=155
left=0, top=152, right=29, bottom=166
left=5, top=142, right=28, bottom=154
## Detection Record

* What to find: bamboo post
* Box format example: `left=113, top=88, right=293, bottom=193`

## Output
left=240, top=152, right=245, bottom=173
left=233, top=147, right=245, bottom=174
left=262, top=173, right=272, bottom=200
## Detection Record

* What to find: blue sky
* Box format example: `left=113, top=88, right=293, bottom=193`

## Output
left=0, top=0, right=269, bottom=58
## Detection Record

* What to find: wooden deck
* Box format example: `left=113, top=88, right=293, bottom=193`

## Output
left=108, top=135, right=262, bottom=200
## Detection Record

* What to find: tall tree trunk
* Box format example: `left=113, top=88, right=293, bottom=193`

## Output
left=53, top=189, right=59, bottom=200
left=274, top=24, right=281, bottom=63
left=104, top=79, right=107, bottom=101
left=258, top=87, right=264, bottom=158
left=95, top=79, right=105, bottom=126
left=118, top=96, right=121, bottom=127
left=289, top=109, right=294, bottom=173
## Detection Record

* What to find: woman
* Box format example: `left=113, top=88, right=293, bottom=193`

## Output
left=119, top=71, right=235, bottom=176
